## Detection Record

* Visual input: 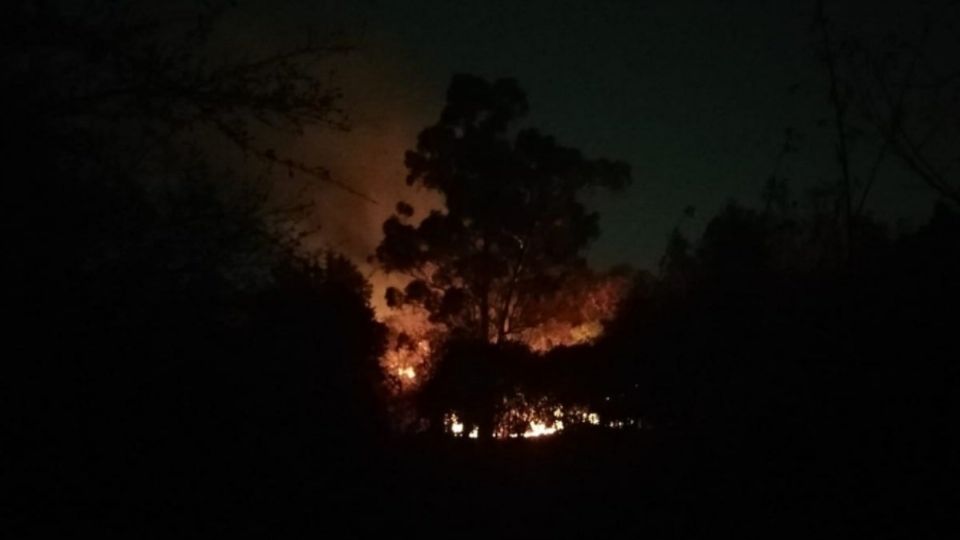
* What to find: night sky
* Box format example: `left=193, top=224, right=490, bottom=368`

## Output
left=231, top=0, right=952, bottom=272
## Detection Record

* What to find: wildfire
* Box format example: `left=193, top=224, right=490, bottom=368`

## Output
left=445, top=413, right=480, bottom=438
left=448, top=414, right=464, bottom=435
left=521, top=420, right=563, bottom=438
left=378, top=304, right=440, bottom=392
left=439, top=402, right=627, bottom=440
left=518, top=319, right=605, bottom=353
left=377, top=272, right=628, bottom=388
left=374, top=270, right=633, bottom=439
left=513, top=272, right=629, bottom=352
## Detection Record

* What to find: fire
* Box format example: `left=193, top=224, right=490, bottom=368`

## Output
left=448, top=414, right=465, bottom=436
left=522, top=420, right=563, bottom=438
left=512, top=272, right=629, bottom=352
left=377, top=272, right=629, bottom=390
left=518, top=319, right=605, bottom=352
left=374, top=269, right=633, bottom=438
left=378, top=304, right=442, bottom=392
left=439, top=403, right=628, bottom=440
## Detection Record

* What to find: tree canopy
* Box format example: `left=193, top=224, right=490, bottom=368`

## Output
left=376, top=74, right=630, bottom=344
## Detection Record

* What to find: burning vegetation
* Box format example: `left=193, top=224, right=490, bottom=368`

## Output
left=379, top=304, right=439, bottom=393
left=378, top=270, right=630, bottom=384
left=376, top=269, right=635, bottom=438
left=368, top=74, right=634, bottom=439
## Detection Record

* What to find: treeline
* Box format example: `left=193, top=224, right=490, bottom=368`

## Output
left=596, top=198, right=960, bottom=448
left=405, top=196, right=958, bottom=534
left=414, top=197, right=959, bottom=448
left=593, top=198, right=957, bottom=533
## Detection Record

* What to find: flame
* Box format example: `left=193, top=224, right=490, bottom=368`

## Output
left=438, top=403, right=633, bottom=440
left=522, top=420, right=564, bottom=438
left=376, top=270, right=632, bottom=439
left=514, top=273, right=629, bottom=352
left=377, top=272, right=629, bottom=391
left=492, top=401, right=602, bottom=439
left=378, top=304, right=442, bottom=393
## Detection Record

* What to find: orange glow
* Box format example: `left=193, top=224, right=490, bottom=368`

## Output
left=376, top=270, right=631, bottom=439
left=378, top=305, right=442, bottom=393
left=438, top=403, right=634, bottom=440
left=515, top=273, right=629, bottom=352
left=522, top=420, right=564, bottom=438
left=377, top=272, right=628, bottom=394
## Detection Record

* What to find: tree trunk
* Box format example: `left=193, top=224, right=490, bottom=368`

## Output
left=477, top=233, right=492, bottom=343
left=478, top=280, right=491, bottom=343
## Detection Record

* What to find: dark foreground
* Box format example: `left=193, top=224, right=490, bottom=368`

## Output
left=18, top=423, right=949, bottom=538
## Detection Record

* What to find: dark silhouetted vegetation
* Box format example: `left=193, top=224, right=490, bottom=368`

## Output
left=8, top=1, right=958, bottom=537
left=376, top=74, right=630, bottom=343
left=7, top=1, right=387, bottom=534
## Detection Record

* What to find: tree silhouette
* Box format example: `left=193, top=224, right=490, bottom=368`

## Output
left=376, top=74, right=630, bottom=344
left=812, top=0, right=960, bottom=208
left=6, top=3, right=395, bottom=529
left=6, top=0, right=366, bottom=199
left=415, top=339, right=533, bottom=439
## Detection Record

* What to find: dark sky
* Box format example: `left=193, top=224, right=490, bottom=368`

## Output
left=233, top=0, right=953, bottom=272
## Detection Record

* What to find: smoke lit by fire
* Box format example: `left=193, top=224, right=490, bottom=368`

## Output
left=516, top=271, right=630, bottom=352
